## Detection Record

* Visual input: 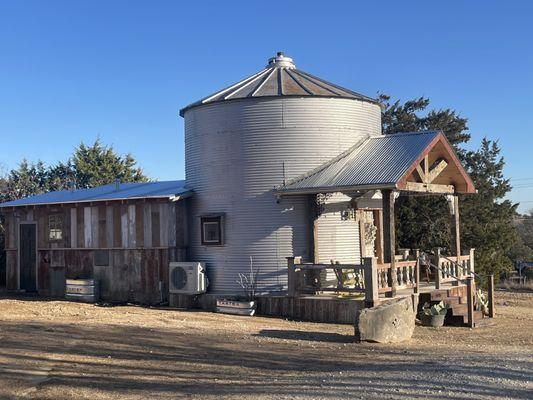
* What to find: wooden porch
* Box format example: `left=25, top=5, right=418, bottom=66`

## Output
left=257, top=249, right=495, bottom=326
left=266, top=130, right=492, bottom=326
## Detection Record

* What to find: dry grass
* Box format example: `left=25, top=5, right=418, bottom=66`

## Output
left=498, top=280, right=533, bottom=292
left=0, top=291, right=531, bottom=399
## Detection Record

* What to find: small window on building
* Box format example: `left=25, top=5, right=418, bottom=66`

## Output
left=94, top=250, right=110, bottom=267
left=201, top=215, right=223, bottom=246
left=48, top=214, right=63, bottom=241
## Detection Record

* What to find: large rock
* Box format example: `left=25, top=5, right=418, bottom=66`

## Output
left=355, top=296, right=415, bottom=343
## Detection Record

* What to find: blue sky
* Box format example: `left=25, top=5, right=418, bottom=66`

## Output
left=1, top=1, right=532, bottom=212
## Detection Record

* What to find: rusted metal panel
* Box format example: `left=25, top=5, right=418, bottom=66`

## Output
left=98, top=206, right=106, bottom=248
left=91, top=206, right=99, bottom=249
left=106, top=206, right=114, bottom=247
left=70, top=208, right=77, bottom=248
left=135, top=203, right=144, bottom=248
left=113, top=204, right=122, bottom=247
left=151, top=205, right=161, bottom=247
left=120, top=205, right=128, bottom=248
left=6, top=250, right=17, bottom=289
left=84, top=207, right=92, bottom=248
left=127, top=204, right=136, bottom=248
left=77, top=206, right=84, bottom=248
left=143, top=203, right=152, bottom=248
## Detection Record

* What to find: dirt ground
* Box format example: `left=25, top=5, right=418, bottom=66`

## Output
left=0, top=291, right=531, bottom=400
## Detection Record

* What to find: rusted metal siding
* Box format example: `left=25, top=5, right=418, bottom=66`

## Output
left=184, top=96, right=381, bottom=294
left=1, top=200, right=187, bottom=304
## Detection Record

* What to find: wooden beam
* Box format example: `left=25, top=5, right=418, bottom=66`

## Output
left=416, top=164, right=426, bottom=183
left=450, top=195, right=461, bottom=286
left=451, top=195, right=461, bottom=257
left=404, top=181, right=454, bottom=194
left=358, top=210, right=366, bottom=259
left=427, top=159, right=448, bottom=183
left=373, top=209, right=384, bottom=264
left=382, top=189, right=397, bottom=297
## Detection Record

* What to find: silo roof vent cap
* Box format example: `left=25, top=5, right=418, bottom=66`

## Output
left=267, top=51, right=295, bottom=69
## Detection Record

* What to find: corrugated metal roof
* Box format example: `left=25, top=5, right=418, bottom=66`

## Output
left=179, top=52, right=377, bottom=116
left=280, top=131, right=441, bottom=194
left=0, top=180, right=191, bottom=208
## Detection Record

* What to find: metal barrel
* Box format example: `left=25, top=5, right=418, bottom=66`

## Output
left=65, top=279, right=99, bottom=303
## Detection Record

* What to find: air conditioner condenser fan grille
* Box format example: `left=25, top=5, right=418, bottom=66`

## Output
left=171, top=267, right=188, bottom=290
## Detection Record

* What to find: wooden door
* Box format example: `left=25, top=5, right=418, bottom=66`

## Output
left=19, top=224, right=37, bottom=291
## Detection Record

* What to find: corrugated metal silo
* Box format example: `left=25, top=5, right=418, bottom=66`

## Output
left=181, top=53, right=381, bottom=294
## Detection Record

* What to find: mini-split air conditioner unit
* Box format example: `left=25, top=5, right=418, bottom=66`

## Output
left=169, top=262, right=207, bottom=294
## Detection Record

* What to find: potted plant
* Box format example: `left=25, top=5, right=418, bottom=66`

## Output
left=216, top=257, right=258, bottom=316
left=419, top=301, right=449, bottom=327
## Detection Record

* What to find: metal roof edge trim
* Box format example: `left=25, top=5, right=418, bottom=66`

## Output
left=0, top=191, right=193, bottom=209
left=179, top=92, right=379, bottom=117
left=276, top=183, right=397, bottom=196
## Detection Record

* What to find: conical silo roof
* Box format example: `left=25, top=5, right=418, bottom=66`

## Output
left=179, top=52, right=377, bottom=116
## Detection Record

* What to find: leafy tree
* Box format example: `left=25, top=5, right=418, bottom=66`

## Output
left=515, top=210, right=533, bottom=251
left=63, top=140, right=148, bottom=189
left=0, top=140, right=149, bottom=284
left=460, top=139, right=518, bottom=276
left=380, top=95, right=518, bottom=278
left=0, top=139, right=149, bottom=204
left=0, top=160, right=50, bottom=203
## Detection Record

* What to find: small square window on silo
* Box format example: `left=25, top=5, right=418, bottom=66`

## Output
left=200, top=215, right=223, bottom=246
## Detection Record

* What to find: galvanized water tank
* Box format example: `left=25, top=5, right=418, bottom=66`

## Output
left=65, top=279, right=100, bottom=303
left=181, top=53, right=382, bottom=294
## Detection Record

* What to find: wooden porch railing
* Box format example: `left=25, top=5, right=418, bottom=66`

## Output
left=433, top=248, right=475, bottom=289
left=286, top=247, right=493, bottom=323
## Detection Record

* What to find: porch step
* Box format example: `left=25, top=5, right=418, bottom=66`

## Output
left=419, top=286, right=467, bottom=303
left=446, top=310, right=484, bottom=326
left=419, top=286, right=489, bottom=328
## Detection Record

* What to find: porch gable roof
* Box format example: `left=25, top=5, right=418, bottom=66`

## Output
left=278, top=131, right=476, bottom=195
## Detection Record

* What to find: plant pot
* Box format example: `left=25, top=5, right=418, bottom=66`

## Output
left=420, top=314, right=446, bottom=328
left=216, top=299, right=256, bottom=316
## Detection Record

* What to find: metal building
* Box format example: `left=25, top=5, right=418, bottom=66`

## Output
left=180, top=52, right=382, bottom=293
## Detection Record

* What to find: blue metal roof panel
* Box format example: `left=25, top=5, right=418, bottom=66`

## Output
left=281, top=131, right=440, bottom=192
left=0, top=180, right=191, bottom=207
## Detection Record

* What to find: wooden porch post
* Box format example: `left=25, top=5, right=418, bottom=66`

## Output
left=382, top=189, right=397, bottom=297
left=374, top=209, right=384, bottom=264
left=363, top=257, right=378, bottom=308
left=450, top=195, right=461, bottom=285
left=287, top=257, right=296, bottom=297
left=308, top=195, right=319, bottom=264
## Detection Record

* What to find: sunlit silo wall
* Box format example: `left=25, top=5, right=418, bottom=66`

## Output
left=183, top=95, right=381, bottom=294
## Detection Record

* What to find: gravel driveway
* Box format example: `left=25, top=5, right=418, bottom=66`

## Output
left=0, top=291, right=531, bottom=399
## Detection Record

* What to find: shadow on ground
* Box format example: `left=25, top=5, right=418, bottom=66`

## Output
left=0, top=316, right=531, bottom=400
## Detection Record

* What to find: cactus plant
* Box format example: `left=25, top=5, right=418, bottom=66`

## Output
left=419, top=301, right=450, bottom=327
left=419, top=301, right=449, bottom=317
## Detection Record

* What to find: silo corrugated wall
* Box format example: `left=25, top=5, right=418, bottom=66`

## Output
left=184, top=97, right=381, bottom=294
